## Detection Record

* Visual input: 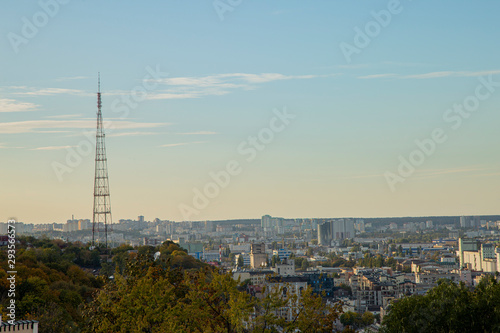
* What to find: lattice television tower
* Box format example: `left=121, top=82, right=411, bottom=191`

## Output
left=92, top=73, right=112, bottom=249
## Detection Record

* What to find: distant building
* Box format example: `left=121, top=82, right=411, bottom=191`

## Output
left=273, top=248, right=292, bottom=261
left=352, top=270, right=416, bottom=313
left=332, top=219, right=354, bottom=240
left=0, top=319, right=39, bottom=333
left=303, top=272, right=335, bottom=298
left=264, top=276, right=309, bottom=321
left=250, top=243, right=267, bottom=268
left=203, top=251, right=220, bottom=262
left=63, top=220, right=79, bottom=232
left=179, top=242, right=204, bottom=254
left=78, top=219, right=91, bottom=230
left=235, top=253, right=251, bottom=267
left=318, top=219, right=355, bottom=245
left=261, top=215, right=272, bottom=229
left=459, top=238, right=500, bottom=273
left=317, top=222, right=331, bottom=246
left=458, top=238, right=479, bottom=268
left=460, top=216, right=481, bottom=228
left=272, top=259, right=295, bottom=276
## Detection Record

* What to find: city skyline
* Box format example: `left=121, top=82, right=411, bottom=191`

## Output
left=2, top=1, right=500, bottom=223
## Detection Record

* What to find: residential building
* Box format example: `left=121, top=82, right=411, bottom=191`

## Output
left=250, top=243, right=267, bottom=268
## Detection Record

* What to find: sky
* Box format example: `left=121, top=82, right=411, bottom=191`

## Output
left=1, top=0, right=500, bottom=223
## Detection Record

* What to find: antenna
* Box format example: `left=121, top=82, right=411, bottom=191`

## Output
left=92, top=73, right=112, bottom=251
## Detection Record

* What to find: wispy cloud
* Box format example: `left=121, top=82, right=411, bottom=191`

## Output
left=341, top=173, right=383, bottom=180
left=34, top=130, right=72, bottom=134
left=471, top=171, right=500, bottom=178
left=160, top=141, right=205, bottom=148
left=178, top=131, right=217, bottom=135
left=10, top=87, right=89, bottom=96
left=147, top=72, right=329, bottom=100
left=146, top=92, right=203, bottom=100
left=1, top=72, right=331, bottom=102
left=414, top=166, right=491, bottom=179
left=45, top=114, right=83, bottom=119
left=0, top=98, right=38, bottom=112
left=358, top=69, right=500, bottom=80
left=0, top=143, right=24, bottom=149
left=358, top=73, right=397, bottom=79
left=31, top=145, right=77, bottom=151
left=403, top=71, right=456, bottom=79
left=160, top=143, right=190, bottom=148
left=382, top=61, right=432, bottom=67
left=55, top=76, right=89, bottom=81
left=107, top=131, right=159, bottom=137
left=0, top=119, right=166, bottom=134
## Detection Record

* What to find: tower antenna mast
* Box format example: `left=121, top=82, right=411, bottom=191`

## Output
left=92, top=73, right=112, bottom=250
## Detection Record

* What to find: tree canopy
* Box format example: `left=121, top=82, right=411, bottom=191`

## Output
left=382, top=277, right=500, bottom=333
left=84, top=255, right=345, bottom=332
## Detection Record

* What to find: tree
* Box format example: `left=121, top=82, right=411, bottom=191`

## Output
left=349, top=245, right=361, bottom=252
left=271, top=255, right=280, bottom=267
left=0, top=237, right=102, bottom=331
left=390, top=244, right=396, bottom=253
left=340, top=311, right=362, bottom=329
left=84, top=255, right=344, bottom=332
left=361, top=311, right=375, bottom=326
left=381, top=278, right=500, bottom=333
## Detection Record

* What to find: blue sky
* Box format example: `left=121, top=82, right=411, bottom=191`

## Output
left=1, top=0, right=500, bottom=223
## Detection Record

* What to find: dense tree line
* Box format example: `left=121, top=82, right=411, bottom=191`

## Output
left=1, top=238, right=347, bottom=332
left=382, top=277, right=500, bottom=332
left=83, top=252, right=345, bottom=332
left=0, top=237, right=103, bottom=331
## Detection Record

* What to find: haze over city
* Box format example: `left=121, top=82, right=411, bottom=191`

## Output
left=2, top=1, right=500, bottom=223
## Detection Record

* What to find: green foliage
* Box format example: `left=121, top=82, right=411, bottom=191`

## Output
left=322, top=253, right=356, bottom=268
left=0, top=237, right=102, bottom=331
left=382, top=277, right=500, bottom=333
left=349, top=245, right=361, bottom=252
left=339, top=310, right=374, bottom=329
left=2, top=238, right=345, bottom=332
left=361, top=311, right=375, bottom=326
left=84, top=254, right=344, bottom=332
left=271, top=255, right=280, bottom=267
left=358, top=253, right=386, bottom=268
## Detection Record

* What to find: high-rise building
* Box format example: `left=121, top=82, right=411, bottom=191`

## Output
left=261, top=215, right=271, bottom=229
left=78, top=219, right=91, bottom=230
left=458, top=238, right=479, bottom=268
left=317, top=222, right=331, bottom=246
left=460, top=216, right=480, bottom=228
left=331, top=219, right=355, bottom=240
